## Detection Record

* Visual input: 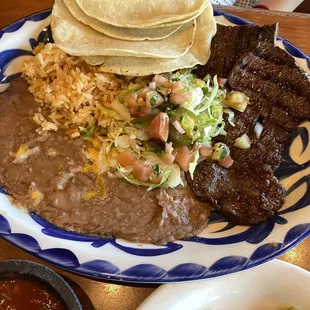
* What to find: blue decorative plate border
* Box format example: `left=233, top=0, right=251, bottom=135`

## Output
left=0, top=8, right=309, bottom=283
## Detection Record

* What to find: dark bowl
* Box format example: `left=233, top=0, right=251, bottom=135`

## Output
left=0, top=259, right=82, bottom=310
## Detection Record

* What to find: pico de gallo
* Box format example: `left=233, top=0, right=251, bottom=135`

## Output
left=81, top=69, right=249, bottom=189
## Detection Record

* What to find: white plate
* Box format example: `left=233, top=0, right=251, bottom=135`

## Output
left=0, top=8, right=309, bottom=282
left=137, top=260, right=310, bottom=310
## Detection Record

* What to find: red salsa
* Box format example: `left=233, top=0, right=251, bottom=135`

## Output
left=0, top=276, right=66, bottom=310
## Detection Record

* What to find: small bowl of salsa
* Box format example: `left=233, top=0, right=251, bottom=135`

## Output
left=0, top=260, right=82, bottom=310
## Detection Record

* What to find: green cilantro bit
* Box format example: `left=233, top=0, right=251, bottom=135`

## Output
left=80, top=121, right=95, bottom=137
left=134, top=120, right=144, bottom=126
left=144, top=141, right=163, bottom=154
left=136, top=106, right=142, bottom=112
left=203, top=74, right=211, bottom=82
left=99, top=128, right=108, bottom=135
left=152, top=164, right=161, bottom=176
left=150, top=93, right=159, bottom=107
left=171, top=78, right=180, bottom=82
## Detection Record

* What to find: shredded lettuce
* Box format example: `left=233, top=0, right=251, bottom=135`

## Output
left=119, top=81, right=144, bottom=99
left=114, top=135, right=130, bottom=148
left=170, top=70, right=195, bottom=84
left=195, top=76, right=224, bottom=114
left=175, top=74, right=226, bottom=148
left=180, top=87, right=204, bottom=112
left=170, top=108, right=200, bottom=142
left=100, top=107, right=124, bottom=121
left=223, top=108, right=235, bottom=127
left=116, top=164, right=171, bottom=190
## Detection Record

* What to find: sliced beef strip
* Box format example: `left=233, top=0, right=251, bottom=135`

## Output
left=193, top=23, right=278, bottom=79
left=190, top=39, right=310, bottom=226
left=186, top=162, right=285, bottom=225
left=235, top=53, right=310, bottom=98
left=228, top=41, right=310, bottom=121
left=230, top=121, right=284, bottom=173
left=269, top=107, right=298, bottom=132
left=0, top=78, right=211, bottom=245
left=219, top=41, right=310, bottom=171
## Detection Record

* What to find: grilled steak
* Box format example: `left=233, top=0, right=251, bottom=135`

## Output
left=194, top=23, right=278, bottom=79
left=189, top=38, right=310, bottom=226
left=187, top=162, right=285, bottom=225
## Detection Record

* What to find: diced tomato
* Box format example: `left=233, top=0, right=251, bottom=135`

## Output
left=151, top=172, right=165, bottom=184
left=116, top=152, right=136, bottom=167
left=137, top=87, right=151, bottom=99
left=170, top=92, right=190, bottom=105
left=175, top=146, right=193, bottom=172
left=132, top=161, right=153, bottom=182
left=163, top=153, right=176, bottom=165
left=147, top=112, right=169, bottom=142
left=125, top=93, right=137, bottom=106
left=164, top=81, right=190, bottom=104
left=141, top=106, right=152, bottom=116
left=199, top=146, right=213, bottom=157
left=217, top=77, right=227, bottom=88
left=165, top=81, right=184, bottom=94
left=153, top=74, right=168, bottom=87
left=218, top=155, right=234, bottom=168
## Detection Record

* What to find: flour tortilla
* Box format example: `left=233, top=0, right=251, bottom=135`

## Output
left=52, top=0, right=196, bottom=58
left=76, top=0, right=209, bottom=28
left=82, top=4, right=216, bottom=76
left=63, top=0, right=183, bottom=41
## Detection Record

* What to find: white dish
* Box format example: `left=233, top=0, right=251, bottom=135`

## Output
left=137, top=260, right=310, bottom=310
left=0, top=9, right=309, bottom=282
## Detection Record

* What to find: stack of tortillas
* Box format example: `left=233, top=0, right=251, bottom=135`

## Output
left=51, top=0, right=216, bottom=76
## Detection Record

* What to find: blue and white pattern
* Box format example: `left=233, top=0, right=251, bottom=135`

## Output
left=0, top=9, right=309, bottom=283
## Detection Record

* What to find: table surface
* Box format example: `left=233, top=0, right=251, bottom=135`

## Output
left=0, top=2, right=310, bottom=309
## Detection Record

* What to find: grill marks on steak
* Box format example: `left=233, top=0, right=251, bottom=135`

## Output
left=228, top=40, right=310, bottom=138
left=0, top=78, right=211, bottom=245
left=226, top=41, right=310, bottom=173
left=193, top=23, right=278, bottom=79
left=189, top=39, right=310, bottom=225
left=187, top=162, right=285, bottom=225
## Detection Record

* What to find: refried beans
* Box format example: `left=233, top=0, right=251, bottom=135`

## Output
left=0, top=78, right=211, bottom=245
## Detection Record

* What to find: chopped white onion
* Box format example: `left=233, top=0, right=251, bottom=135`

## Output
left=115, top=135, right=130, bottom=148
left=149, top=81, right=156, bottom=90
left=254, top=122, right=264, bottom=138
left=165, top=142, right=174, bottom=154
left=145, top=91, right=164, bottom=108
